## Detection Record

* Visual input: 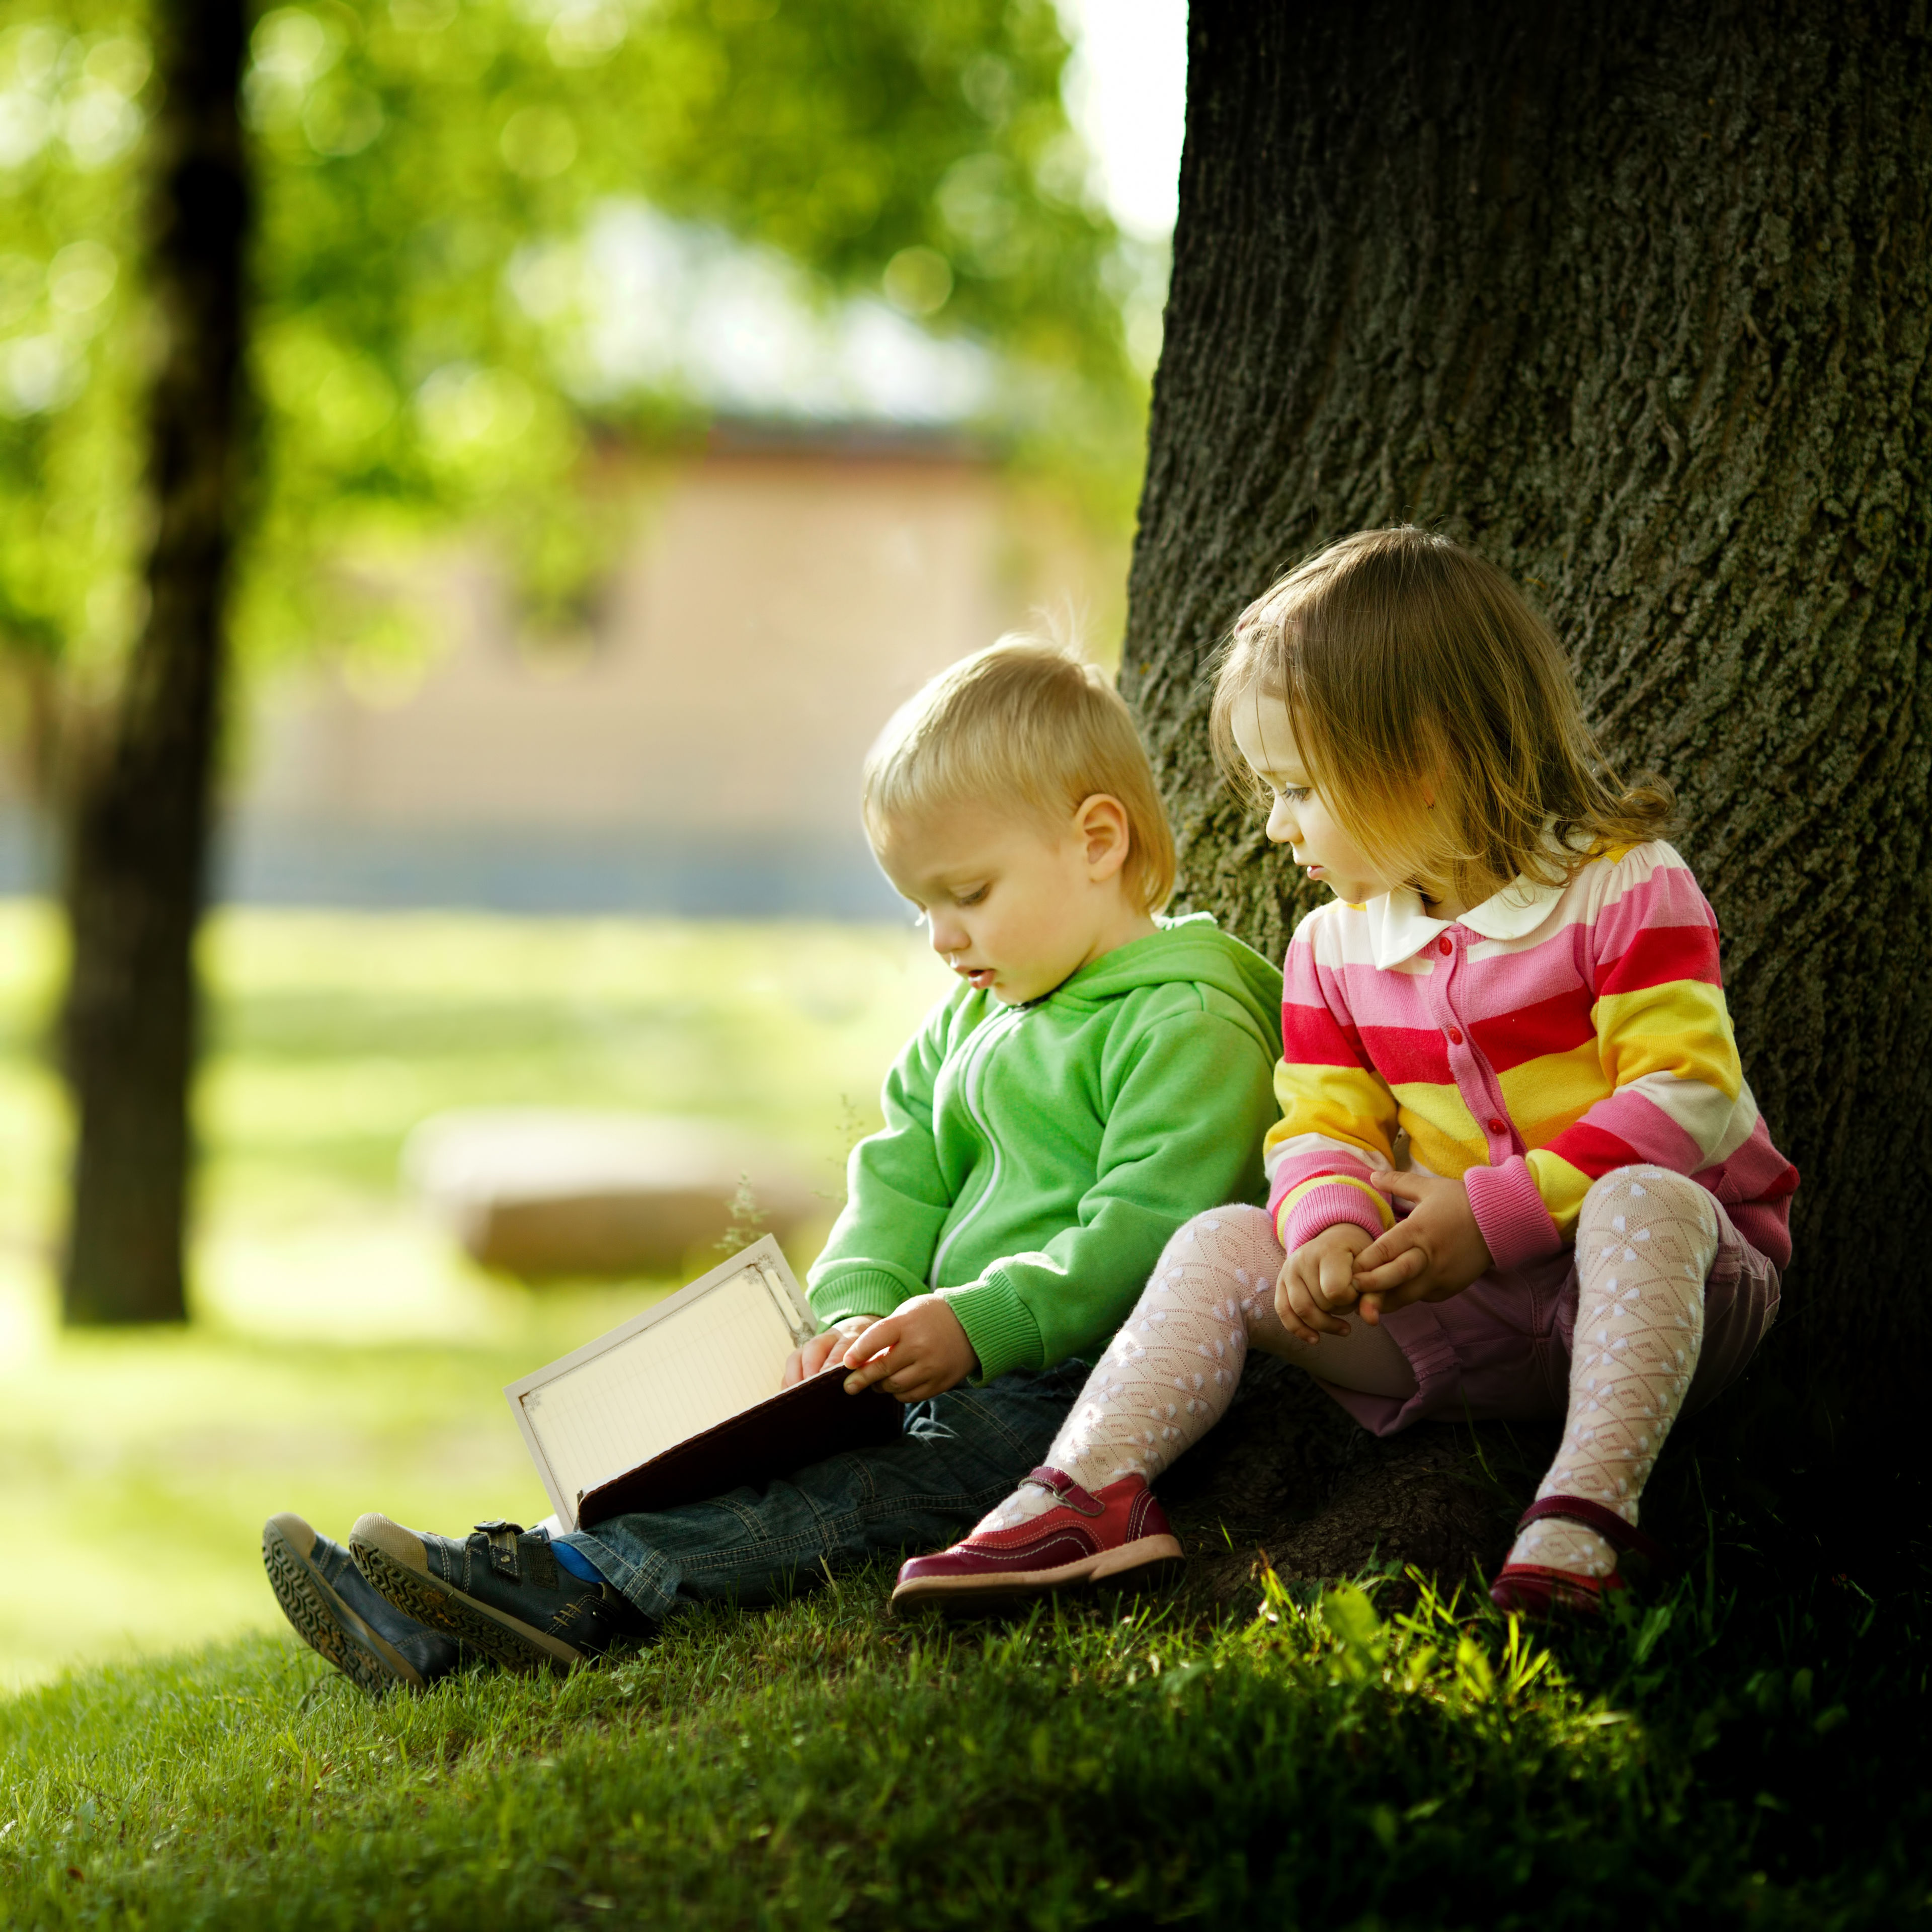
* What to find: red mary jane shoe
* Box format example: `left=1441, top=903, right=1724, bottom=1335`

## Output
left=1489, top=1493, right=1673, bottom=1620
left=891, top=1467, right=1183, bottom=1616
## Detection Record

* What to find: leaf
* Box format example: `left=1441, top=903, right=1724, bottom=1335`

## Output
left=1632, top=1601, right=1675, bottom=1666
left=1322, top=1583, right=1383, bottom=1653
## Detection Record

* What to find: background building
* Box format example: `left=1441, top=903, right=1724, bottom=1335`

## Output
left=220, top=423, right=1115, bottom=917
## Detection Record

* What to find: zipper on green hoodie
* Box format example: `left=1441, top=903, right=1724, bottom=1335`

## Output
left=924, top=1000, right=1024, bottom=1287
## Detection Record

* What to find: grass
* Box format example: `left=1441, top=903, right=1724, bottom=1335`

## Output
left=3, top=1559, right=1926, bottom=1929
left=2, top=900, right=1928, bottom=1926
left=0, top=902, right=948, bottom=1687
left=3, top=1327, right=595, bottom=1688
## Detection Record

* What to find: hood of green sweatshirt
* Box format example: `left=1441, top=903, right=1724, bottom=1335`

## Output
left=1045, top=911, right=1282, bottom=1037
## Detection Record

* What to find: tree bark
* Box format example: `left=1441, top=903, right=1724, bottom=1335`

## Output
left=59, top=0, right=250, bottom=1324
left=1123, top=0, right=1932, bottom=1519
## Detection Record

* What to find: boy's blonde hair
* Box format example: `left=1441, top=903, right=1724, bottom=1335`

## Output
left=864, top=637, right=1177, bottom=914
left=1211, top=526, right=1671, bottom=903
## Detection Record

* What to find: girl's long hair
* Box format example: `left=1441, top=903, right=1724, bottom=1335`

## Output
left=1210, top=526, right=1671, bottom=903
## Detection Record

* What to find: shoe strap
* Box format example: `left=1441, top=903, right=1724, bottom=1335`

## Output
left=473, top=1519, right=527, bottom=1579
left=1516, top=1494, right=1672, bottom=1572
left=1024, top=1466, right=1103, bottom=1517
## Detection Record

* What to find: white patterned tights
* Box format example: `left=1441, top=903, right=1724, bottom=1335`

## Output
left=974, top=1203, right=1414, bottom=1531
left=975, top=1167, right=1718, bottom=1583
left=1511, top=1166, right=1715, bottom=1575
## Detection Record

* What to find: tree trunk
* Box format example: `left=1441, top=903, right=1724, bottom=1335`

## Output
left=1123, top=0, right=1931, bottom=1555
left=59, top=0, right=250, bottom=1324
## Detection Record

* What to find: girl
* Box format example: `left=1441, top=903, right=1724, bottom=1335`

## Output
left=893, top=525, right=1797, bottom=1619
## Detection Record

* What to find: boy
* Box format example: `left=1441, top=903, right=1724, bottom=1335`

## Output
left=263, top=640, right=1282, bottom=1688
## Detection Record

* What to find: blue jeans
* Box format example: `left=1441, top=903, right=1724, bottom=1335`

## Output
left=560, top=1364, right=1086, bottom=1624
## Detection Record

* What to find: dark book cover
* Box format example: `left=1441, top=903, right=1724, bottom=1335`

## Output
left=576, top=1367, right=903, bottom=1525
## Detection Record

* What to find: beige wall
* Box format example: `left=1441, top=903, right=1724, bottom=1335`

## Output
left=240, top=440, right=1117, bottom=857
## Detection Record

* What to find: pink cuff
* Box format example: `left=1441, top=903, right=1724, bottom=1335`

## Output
left=1464, top=1156, right=1562, bottom=1271
left=1277, top=1180, right=1389, bottom=1253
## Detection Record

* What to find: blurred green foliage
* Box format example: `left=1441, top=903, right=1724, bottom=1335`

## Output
left=0, top=6, right=147, bottom=700
left=0, top=0, right=1146, bottom=744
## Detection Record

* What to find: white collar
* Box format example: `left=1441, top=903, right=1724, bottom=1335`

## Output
left=1363, top=869, right=1566, bottom=970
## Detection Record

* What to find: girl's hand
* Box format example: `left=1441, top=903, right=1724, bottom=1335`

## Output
left=1352, top=1171, right=1493, bottom=1318
left=840, top=1296, right=979, bottom=1403
left=782, top=1317, right=871, bottom=1388
left=1275, top=1222, right=1374, bottom=1343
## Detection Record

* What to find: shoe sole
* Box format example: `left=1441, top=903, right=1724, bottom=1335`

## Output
left=1490, top=1563, right=1613, bottom=1621
left=263, top=1512, right=426, bottom=1694
left=890, top=1533, right=1185, bottom=1617
left=350, top=1515, right=583, bottom=1675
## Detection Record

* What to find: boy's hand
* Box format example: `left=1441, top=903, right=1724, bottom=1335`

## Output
left=840, top=1295, right=978, bottom=1403
left=1351, top=1170, right=1493, bottom=1318
left=782, top=1317, right=871, bottom=1388
left=1275, top=1222, right=1373, bottom=1343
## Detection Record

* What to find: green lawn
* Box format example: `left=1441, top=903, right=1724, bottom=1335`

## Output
left=3, top=1562, right=1925, bottom=1928
left=0, top=903, right=948, bottom=1688
left=2, top=903, right=1927, bottom=1928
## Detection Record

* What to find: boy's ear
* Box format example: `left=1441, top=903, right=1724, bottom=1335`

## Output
left=1073, top=794, right=1133, bottom=880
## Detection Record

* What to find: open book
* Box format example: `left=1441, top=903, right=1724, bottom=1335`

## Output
left=504, top=1235, right=901, bottom=1532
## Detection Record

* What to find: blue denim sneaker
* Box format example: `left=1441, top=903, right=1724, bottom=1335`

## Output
left=263, top=1511, right=464, bottom=1693
left=350, top=1514, right=645, bottom=1674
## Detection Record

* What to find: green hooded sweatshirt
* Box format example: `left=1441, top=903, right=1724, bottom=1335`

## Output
left=808, top=913, right=1283, bottom=1382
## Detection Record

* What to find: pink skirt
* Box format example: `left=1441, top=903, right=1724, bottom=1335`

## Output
left=1324, top=1192, right=1782, bottom=1437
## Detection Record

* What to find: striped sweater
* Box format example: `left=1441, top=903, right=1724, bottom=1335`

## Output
left=1265, top=841, right=1798, bottom=1273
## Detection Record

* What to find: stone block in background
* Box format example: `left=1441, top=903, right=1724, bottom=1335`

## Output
left=404, top=1108, right=824, bottom=1281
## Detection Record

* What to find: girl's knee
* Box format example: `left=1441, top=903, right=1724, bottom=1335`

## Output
left=1578, top=1165, right=1709, bottom=1231
left=1148, top=1203, right=1281, bottom=1309
left=1217, top=1202, right=1280, bottom=1246
left=1163, top=1202, right=1279, bottom=1260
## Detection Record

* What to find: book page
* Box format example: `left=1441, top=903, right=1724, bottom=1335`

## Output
left=518, top=1264, right=798, bottom=1512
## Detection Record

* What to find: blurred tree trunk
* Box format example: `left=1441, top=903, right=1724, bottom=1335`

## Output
left=59, top=0, right=250, bottom=1324
left=1125, top=0, right=1931, bottom=1555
